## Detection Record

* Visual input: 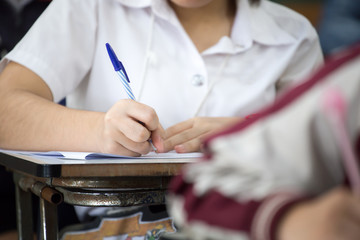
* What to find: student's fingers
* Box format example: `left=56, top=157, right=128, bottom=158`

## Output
left=118, top=133, right=153, bottom=155
left=165, top=117, right=240, bottom=140
left=164, top=117, right=240, bottom=152
left=124, top=101, right=160, bottom=131
left=117, top=118, right=152, bottom=142
left=110, top=100, right=160, bottom=131
left=101, top=112, right=153, bottom=155
left=102, top=142, right=140, bottom=156
left=118, top=117, right=165, bottom=153
left=151, top=124, right=165, bottom=153
left=105, top=107, right=151, bottom=143
left=173, top=130, right=213, bottom=153
left=165, top=119, right=193, bottom=139
left=163, top=127, right=207, bottom=152
left=174, top=136, right=204, bottom=153
left=106, top=100, right=161, bottom=142
left=99, top=133, right=141, bottom=157
left=163, top=118, right=213, bottom=152
left=102, top=128, right=152, bottom=155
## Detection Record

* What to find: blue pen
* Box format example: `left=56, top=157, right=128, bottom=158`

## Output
left=106, top=42, right=156, bottom=151
left=106, top=43, right=136, bottom=100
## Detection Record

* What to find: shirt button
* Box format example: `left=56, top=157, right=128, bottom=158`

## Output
left=191, top=74, right=205, bottom=86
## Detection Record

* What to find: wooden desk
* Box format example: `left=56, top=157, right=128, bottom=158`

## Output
left=0, top=152, right=197, bottom=240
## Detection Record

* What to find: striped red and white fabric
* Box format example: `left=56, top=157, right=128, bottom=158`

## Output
left=167, top=43, right=360, bottom=240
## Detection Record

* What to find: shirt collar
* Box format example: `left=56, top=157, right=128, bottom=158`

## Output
left=114, top=0, right=151, bottom=8
left=230, top=0, right=296, bottom=48
left=245, top=0, right=296, bottom=46
left=115, top=0, right=180, bottom=26
left=150, top=0, right=180, bottom=26
left=115, top=0, right=297, bottom=53
left=204, top=0, right=297, bottom=55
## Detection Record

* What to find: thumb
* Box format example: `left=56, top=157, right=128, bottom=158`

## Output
left=151, top=124, right=165, bottom=153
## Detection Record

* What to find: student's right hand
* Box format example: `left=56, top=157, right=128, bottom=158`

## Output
left=97, top=99, right=165, bottom=156
left=0, top=62, right=165, bottom=155
left=277, top=187, right=360, bottom=240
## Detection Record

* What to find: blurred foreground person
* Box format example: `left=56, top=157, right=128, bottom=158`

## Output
left=166, top=43, right=360, bottom=240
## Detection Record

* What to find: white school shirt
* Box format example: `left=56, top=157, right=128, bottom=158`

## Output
left=0, top=0, right=323, bottom=221
left=0, top=0, right=323, bottom=130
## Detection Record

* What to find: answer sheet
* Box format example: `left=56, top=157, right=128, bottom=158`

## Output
left=0, top=149, right=203, bottom=160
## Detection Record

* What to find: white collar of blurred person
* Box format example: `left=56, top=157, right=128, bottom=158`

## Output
left=4, top=0, right=33, bottom=13
left=115, top=0, right=296, bottom=54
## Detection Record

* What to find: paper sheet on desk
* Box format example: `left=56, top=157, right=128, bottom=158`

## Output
left=28, top=151, right=203, bottom=160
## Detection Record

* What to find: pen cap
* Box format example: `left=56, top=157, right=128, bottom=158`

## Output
left=106, top=43, right=122, bottom=71
left=106, top=43, right=131, bottom=83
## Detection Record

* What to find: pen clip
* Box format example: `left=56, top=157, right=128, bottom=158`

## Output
left=106, top=43, right=130, bottom=83
left=118, top=61, right=130, bottom=83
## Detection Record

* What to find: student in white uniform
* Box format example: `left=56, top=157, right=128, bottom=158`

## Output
left=0, top=0, right=322, bottom=155
left=0, top=0, right=323, bottom=235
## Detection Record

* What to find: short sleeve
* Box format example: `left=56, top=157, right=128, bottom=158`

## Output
left=277, top=26, right=324, bottom=90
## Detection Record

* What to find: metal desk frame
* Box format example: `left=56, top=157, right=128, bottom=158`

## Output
left=0, top=152, right=196, bottom=240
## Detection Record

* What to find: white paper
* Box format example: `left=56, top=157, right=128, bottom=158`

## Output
left=1, top=149, right=203, bottom=160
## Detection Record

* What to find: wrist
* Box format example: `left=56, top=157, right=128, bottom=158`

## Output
left=276, top=199, right=311, bottom=240
left=250, top=192, right=307, bottom=240
left=88, top=111, right=106, bottom=153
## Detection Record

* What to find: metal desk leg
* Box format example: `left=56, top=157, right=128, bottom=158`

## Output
left=39, top=198, right=59, bottom=240
left=14, top=175, right=33, bottom=240
left=14, top=173, right=63, bottom=240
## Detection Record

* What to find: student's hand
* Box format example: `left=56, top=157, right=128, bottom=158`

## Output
left=161, top=117, right=240, bottom=153
left=278, top=187, right=360, bottom=240
left=97, top=100, right=165, bottom=156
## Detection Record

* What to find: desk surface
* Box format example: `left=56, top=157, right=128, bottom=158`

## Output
left=0, top=152, right=199, bottom=178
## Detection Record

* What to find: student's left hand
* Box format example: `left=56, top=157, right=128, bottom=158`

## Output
left=161, top=117, right=240, bottom=153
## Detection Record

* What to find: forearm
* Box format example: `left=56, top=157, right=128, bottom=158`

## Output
left=0, top=89, right=104, bottom=152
